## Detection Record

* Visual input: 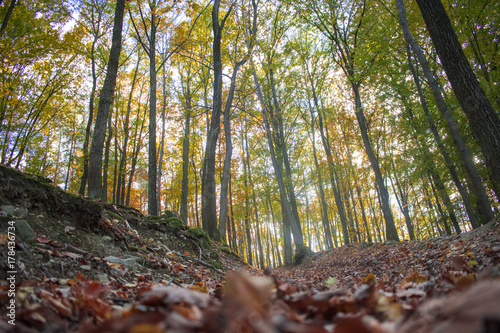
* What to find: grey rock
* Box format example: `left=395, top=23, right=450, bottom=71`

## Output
left=14, top=220, right=36, bottom=241
left=14, top=207, right=28, bottom=218
left=0, top=206, right=15, bottom=217
left=80, top=265, right=92, bottom=271
left=96, top=273, right=110, bottom=283
left=103, top=256, right=142, bottom=271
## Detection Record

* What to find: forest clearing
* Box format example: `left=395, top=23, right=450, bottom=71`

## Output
left=1, top=0, right=500, bottom=331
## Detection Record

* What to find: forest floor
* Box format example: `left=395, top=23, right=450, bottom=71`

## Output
left=0, top=164, right=499, bottom=332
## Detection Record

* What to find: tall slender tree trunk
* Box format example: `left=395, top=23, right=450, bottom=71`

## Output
left=352, top=84, right=399, bottom=241
left=0, top=0, right=17, bottom=38
left=416, top=0, right=500, bottom=200
left=389, top=169, right=415, bottom=240
left=147, top=8, right=158, bottom=216
left=157, top=65, right=168, bottom=215
left=246, top=130, right=264, bottom=269
left=313, top=93, right=350, bottom=245
left=397, top=0, right=494, bottom=225
left=102, top=108, right=114, bottom=202
left=356, top=186, right=372, bottom=243
left=243, top=143, right=252, bottom=266
left=180, top=96, right=192, bottom=223
left=202, top=0, right=233, bottom=239
left=117, top=54, right=140, bottom=205
left=87, top=0, right=125, bottom=199
left=403, top=45, right=476, bottom=229
left=308, top=104, right=334, bottom=248
left=126, top=98, right=148, bottom=206
left=251, top=58, right=304, bottom=263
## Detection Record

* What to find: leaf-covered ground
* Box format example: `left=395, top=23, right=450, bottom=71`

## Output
left=1, top=165, right=500, bottom=332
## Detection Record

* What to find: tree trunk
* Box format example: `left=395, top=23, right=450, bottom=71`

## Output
left=126, top=97, right=148, bottom=206
left=147, top=8, right=158, bottom=216
left=117, top=53, right=140, bottom=205
left=416, top=0, right=500, bottom=199
left=202, top=0, right=232, bottom=239
left=0, top=0, right=17, bottom=38
left=308, top=104, right=334, bottom=248
left=87, top=0, right=125, bottom=199
left=251, top=58, right=304, bottom=263
left=352, top=84, right=399, bottom=241
left=356, top=186, right=372, bottom=243
left=403, top=45, right=476, bottom=229
left=156, top=64, right=167, bottom=215
left=180, top=97, right=192, bottom=223
left=313, top=93, right=350, bottom=245
left=102, top=108, right=114, bottom=202
left=398, top=0, right=495, bottom=225
left=246, top=130, right=265, bottom=269
left=218, top=65, right=241, bottom=241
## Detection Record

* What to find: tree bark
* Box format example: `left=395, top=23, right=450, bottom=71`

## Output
left=87, top=0, right=125, bottom=199
left=201, top=0, right=233, bottom=239
left=352, top=84, right=399, bottom=241
left=308, top=102, right=334, bottom=248
left=413, top=0, right=498, bottom=223
left=0, top=0, right=17, bottom=38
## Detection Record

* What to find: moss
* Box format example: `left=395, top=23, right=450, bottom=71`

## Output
left=106, top=210, right=124, bottom=221
left=293, top=244, right=312, bottom=265
left=187, top=227, right=212, bottom=249
left=167, top=217, right=185, bottom=229
left=212, top=261, right=222, bottom=269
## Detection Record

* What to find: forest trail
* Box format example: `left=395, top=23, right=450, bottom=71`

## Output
left=0, top=164, right=499, bottom=332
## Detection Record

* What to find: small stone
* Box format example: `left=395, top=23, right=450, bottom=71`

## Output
left=80, top=265, right=92, bottom=271
left=96, top=273, right=109, bottom=283
left=14, top=220, right=36, bottom=241
left=102, top=236, right=112, bottom=241
left=14, top=207, right=28, bottom=218
left=0, top=206, right=15, bottom=217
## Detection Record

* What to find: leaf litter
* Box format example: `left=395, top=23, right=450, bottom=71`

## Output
left=1, top=218, right=500, bottom=332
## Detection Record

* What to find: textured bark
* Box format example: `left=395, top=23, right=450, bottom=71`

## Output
left=403, top=43, right=476, bottom=229
left=0, top=0, right=16, bottom=38
left=79, top=1, right=109, bottom=197
left=147, top=8, right=158, bottom=216
left=415, top=0, right=499, bottom=222
left=180, top=97, right=192, bottom=224
left=87, top=0, right=125, bottom=199
left=201, top=0, right=233, bottom=240
left=308, top=103, right=334, bottom=249
left=218, top=0, right=257, bottom=243
left=353, top=85, right=399, bottom=241
left=102, top=109, right=113, bottom=202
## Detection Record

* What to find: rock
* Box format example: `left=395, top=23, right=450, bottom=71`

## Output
left=102, top=236, right=112, bottom=241
left=14, top=220, right=36, bottom=241
left=103, top=256, right=142, bottom=271
left=0, top=206, right=28, bottom=218
left=14, top=207, right=28, bottom=218
left=0, top=205, right=15, bottom=216
left=96, top=273, right=110, bottom=283
left=80, top=265, right=92, bottom=271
